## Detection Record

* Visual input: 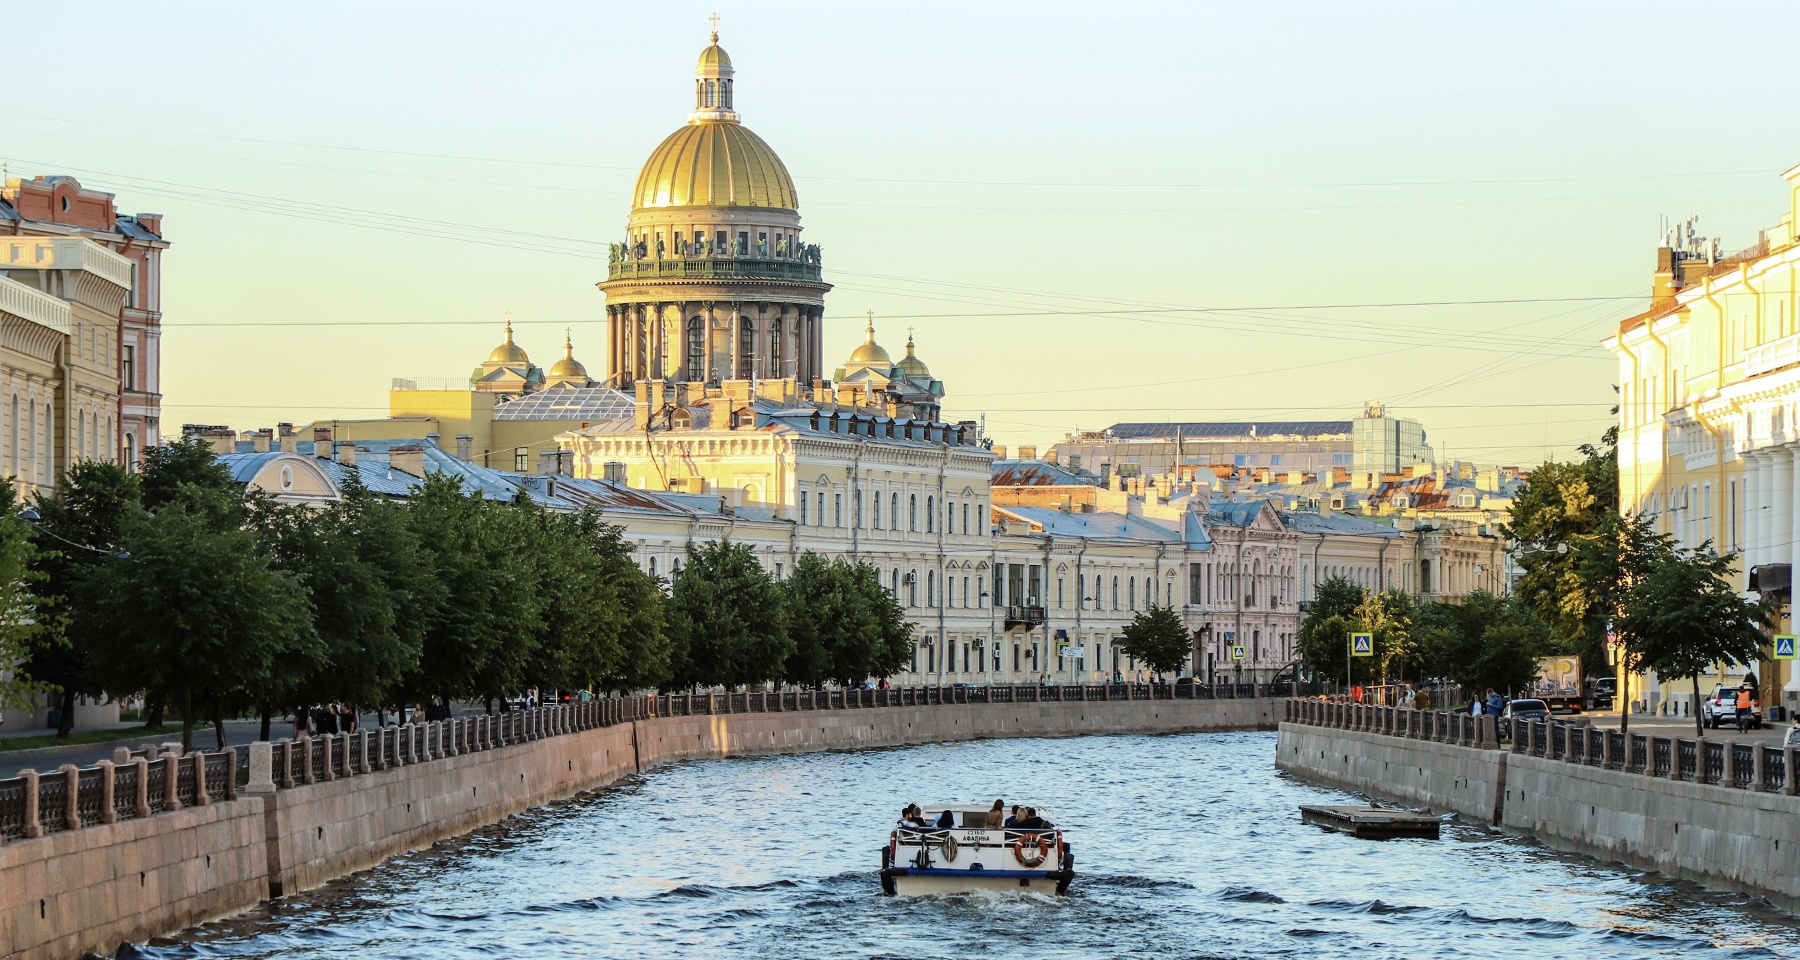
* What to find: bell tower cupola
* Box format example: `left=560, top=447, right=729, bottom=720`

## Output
left=692, top=17, right=737, bottom=122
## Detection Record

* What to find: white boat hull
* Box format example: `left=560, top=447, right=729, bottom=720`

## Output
left=882, top=812, right=1074, bottom=896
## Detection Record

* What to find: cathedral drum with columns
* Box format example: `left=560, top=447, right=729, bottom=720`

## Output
left=600, top=29, right=830, bottom=387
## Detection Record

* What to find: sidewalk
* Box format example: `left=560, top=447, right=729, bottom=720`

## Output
left=4, top=720, right=266, bottom=777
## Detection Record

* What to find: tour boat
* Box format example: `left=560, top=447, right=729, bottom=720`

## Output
left=880, top=804, right=1074, bottom=895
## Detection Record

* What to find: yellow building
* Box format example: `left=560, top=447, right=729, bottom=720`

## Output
left=1605, top=160, right=1800, bottom=717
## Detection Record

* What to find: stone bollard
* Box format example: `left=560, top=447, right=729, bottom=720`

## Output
left=246, top=741, right=276, bottom=795
left=300, top=735, right=317, bottom=784
left=192, top=753, right=210, bottom=806
left=60, top=765, right=80, bottom=828
left=97, top=760, right=117, bottom=824
left=133, top=758, right=150, bottom=818
left=358, top=730, right=372, bottom=774
left=323, top=736, right=337, bottom=782
left=113, top=746, right=132, bottom=765
left=162, top=752, right=183, bottom=811
left=1753, top=742, right=1766, bottom=790
left=19, top=769, right=40, bottom=838
left=447, top=718, right=460, bottom=757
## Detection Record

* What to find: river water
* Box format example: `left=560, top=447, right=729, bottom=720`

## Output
left=142, top=731, right=1800, bottom=960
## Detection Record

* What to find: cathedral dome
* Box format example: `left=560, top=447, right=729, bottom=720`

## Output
left=633, top=122, right=797, bottom=210
left=631, top=30, right=798, bottom=210
left=844, top=313, right=892, bottom=369
left=486, top=315, right=529, bottom=365
left=897, top=333, right=930, bottom=377
left=546, top=331, right=589, bottom=381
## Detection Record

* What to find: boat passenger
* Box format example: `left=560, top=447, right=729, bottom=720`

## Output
left=984, top=800, right=1005, bottom=828
left=1003, top=805, right=1020, bottom=828
left=901, top=805, right=929, bottom=828
left=935, top=808, right=956, bottom=828
left=1018, top=807, right=1051, bottom=830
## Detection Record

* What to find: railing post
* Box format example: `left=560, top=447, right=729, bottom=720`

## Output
left=192, top=754, right=210, bottom=806
left=320, top=736, right=335, bottom=782
left=247, top=741, right=275, bottom=794
left=133, top=758, right=150, bottom=817
left=19, top=769, right=39, bottom=838
left=163, top=752, right=183, bottom=811
left=61, top=764, right=82, bottom=825
left=1753, top=741, right=1766, bottom=790
left=299, top=735, right=315, bottom=785
left=97, top=760, right=117, bottom=824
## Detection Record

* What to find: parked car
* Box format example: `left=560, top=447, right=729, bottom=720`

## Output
left=1701, top=685, right=1762, bottom=729
left=1587, top=677, right=1617, bottom=711
left=1502, top=699, right=1551, bottom=724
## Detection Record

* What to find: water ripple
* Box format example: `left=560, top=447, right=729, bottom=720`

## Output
left=141, top=731, right=1800, bottom=960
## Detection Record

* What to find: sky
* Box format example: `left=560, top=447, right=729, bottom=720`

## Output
left=5, top=1, right=1798, bottom=465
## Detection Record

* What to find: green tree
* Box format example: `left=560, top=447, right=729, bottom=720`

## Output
left=0, top=476, right=48, bottom=713
left=22, top=461, right=139, bottom=736
left=520, top=506, right=669, bottom=695
left=667, top=539, right=789, bottom=689
left=782, top=555, right=914, bottom=687
left=1295, top=581, right=1414, bottom=686
left=1616, top=540, right=1773, bottom=737
left=1296, top=575, right=1366, bottom=684
left=1505, top=431, right=1620, bottom=674
left=1118, top=605, right=1190, bottom=677
left=90, top=487, right=318, bottom=750
left=1414, top=591, right=1550, bottom=696
left=137, top=435, right=236, bottom=511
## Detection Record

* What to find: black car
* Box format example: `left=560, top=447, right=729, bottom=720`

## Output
left=1503, top=699, right=1551, bottom=723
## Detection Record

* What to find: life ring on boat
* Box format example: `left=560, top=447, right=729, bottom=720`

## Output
left=939, top=832, right=959, bottom=862
left=1013, top=832, right=1051, bottom=868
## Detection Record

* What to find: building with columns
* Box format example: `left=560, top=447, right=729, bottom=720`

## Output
left=600, top=29, right=829, bottom=389
left=1606, top=159, right=1800, bottom=717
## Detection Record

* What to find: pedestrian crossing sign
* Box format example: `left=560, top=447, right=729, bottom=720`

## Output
left=1230, top=645, right=1247, bottom=661
left=1351, top=632, right=1374, bottom=657
left=1776, top=635, right=1797, bottom=661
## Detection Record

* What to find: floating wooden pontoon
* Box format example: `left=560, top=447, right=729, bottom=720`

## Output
left=1299, top=804, right=1441, bottom=839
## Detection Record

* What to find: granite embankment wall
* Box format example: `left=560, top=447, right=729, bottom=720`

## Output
left=1276, top=699, right=1800, bottom=912
left=5, top=691, right=1280, bottom=960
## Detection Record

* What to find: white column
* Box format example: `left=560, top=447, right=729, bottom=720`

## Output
left=1773, top=449, right=1793, bottom=576
left=1741, top=451, right=1761, bottom=571
left=1788, top=445, right=1800, bottom=578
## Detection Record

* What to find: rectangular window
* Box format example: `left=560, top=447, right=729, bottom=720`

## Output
left=800, top=495, right=808, bottom=525
left=1058, top=577, right=1066, bottom=608
left=834, top=493, right=842, bottom=527
left=775, top=563, right=783, bottom=580
left=1729, top=479, right=1739, bottom=552
left=962, top=503, right=969, bottom=535
left=122, top=345, right=136, bottom=391
left=514, top=447, right=528, bottom=472
left=817, top=492, right=826, bottom=526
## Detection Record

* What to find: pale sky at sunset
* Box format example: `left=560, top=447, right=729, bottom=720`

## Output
left=5, top=1, right=1798, bottom=464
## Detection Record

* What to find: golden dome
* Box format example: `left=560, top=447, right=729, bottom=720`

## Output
left=897, top=331, right=930, bottom=377
left=697, top=39, right=732, bottom=74
left=846, top=312, right=891, bottom=366
left=632, top=121, right=797, bottom=210
left=486, top=314, right=529, bottom=365
left=546, top=330, right=589, bottom=381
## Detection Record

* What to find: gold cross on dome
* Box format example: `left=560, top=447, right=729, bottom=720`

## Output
left=709, top=12, right=721, bottom=40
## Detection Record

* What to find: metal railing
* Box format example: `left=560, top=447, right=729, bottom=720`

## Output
left=1285, top=698, right=1800, bottom=798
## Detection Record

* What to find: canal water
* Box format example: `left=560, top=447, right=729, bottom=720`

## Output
left=144, top=731, right=1800, bottom=959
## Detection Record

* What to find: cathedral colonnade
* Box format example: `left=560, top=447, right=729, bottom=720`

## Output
left=606, top=301, right=823, bottom=385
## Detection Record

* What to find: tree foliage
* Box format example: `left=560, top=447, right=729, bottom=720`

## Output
left=1505, top=433, right=1621, bottom=672
left=1296, top=578, right=1415, bottom=686
left=1118, top=605, right=1190, bottom=677
left=782, top=554, right=915, bottom=687
left=666, top=540, right=791, bottom=689
left=1414, top=590, right=1552, bottom=696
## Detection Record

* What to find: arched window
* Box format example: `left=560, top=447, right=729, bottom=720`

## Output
left=738, top=318, right=754, bottom=378
left=926, top=496, right=934, bottom=533
left=1111, top=576, right=1120, bottom=610
left=648, top=556, right=657, bottom=576
left=1128, top=576, right=1137, bottom=610
left=685, top=316, right=705, bottom=381
left=891, top=493, right=899, bottom=530
left=872, top=492, right=882, bottom=529
left=122, top=432, right=133, bottom=472
left=927, top=570, right=936, bottom=607
left=769, top=317, right=783, bottom=376
left=909, top=494, right=917, bottom=531
left=704, top=79, right=716, bottom=107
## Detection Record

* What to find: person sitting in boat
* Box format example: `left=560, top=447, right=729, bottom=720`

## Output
left=900, top=805, right=928, bottom=828
left=1016, top=807, right=1052, bottom=830
left=984, top=800, right=1006, bottom=828
left=1003, top=805, right=1020, bottom=828
left=935, top=808, right=956, bottom=828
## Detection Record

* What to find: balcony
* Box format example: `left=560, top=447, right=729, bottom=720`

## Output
left=0, top=236, right=133, bottom=291
left=1005, top=604, right=1046, bottom=630
left=1745, top=332, right=1800, bottom=378
left=604, top=255, right=823, bottom=284
left=0, top=275, right=70, bottom=334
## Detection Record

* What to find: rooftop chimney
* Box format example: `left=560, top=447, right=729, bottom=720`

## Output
left=603, top=461, right=628, bottom=484
left=335, top=441, right=357, bottom=466
left=389, top=445, right=426, bottom=478
left=455, top=434, right=473, bottom=460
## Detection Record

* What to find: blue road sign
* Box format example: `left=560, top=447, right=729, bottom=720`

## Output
left=1351, top=633, right=1374, bottom=657
left=1776, top=635, right=1796, bottom=661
